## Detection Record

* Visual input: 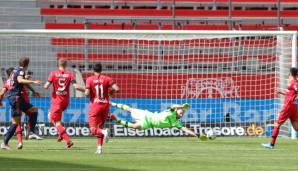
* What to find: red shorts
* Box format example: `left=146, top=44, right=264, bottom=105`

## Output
left=276, top=103, right=298, bottom=124
left=88, top=103, right=110, bottom=129
left=49, top=102, right=69, bottom=123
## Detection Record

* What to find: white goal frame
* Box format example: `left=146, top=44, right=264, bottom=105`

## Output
left=0, top=29, right=296, bottom=139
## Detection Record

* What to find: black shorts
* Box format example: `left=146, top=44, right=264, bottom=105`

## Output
left=8, top=95, right=33, bottom=117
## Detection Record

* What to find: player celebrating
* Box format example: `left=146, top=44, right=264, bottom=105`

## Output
left=1, top=57, right=41, bottom=150
left=85, top=63, right=119, bottom=154
left=0, top=67, right=42, bottom=149
left=262, top=67, right=298, bottom=149
left=44, top=59, right=83, bottom=148
left=110, top=102, right=199, bottom=137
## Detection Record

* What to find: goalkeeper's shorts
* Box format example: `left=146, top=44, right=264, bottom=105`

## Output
left=130, top=109, right=152, bottom=129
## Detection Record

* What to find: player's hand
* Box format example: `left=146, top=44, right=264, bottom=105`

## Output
left=32, top=92, right=41, bottom=97
left=276, top=90, right=284, bottom=96
left=0, top=101, right=3, bottom=106
left=33, top=80, right=42, bottom=85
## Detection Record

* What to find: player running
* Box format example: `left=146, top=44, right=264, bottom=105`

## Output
left=44, top=59, right=84, bottom=148
left=0, top=67, right=42, bottom=149
left=85, top=63, right=119, bottom=154
left=1, top=57, right=41, bottom=150
left=262, top=67, right=298, bottom=149
left=110, top=102, right=201, bottom=138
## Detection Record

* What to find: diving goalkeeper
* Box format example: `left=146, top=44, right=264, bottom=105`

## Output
left=111, top=102, right=204, bottom=138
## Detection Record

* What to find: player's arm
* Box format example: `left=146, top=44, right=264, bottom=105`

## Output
left=109, top=83, right=119, bottom=95
left=85, top=88, right=90, bottom=97
left=17, top=76, right=41, bottom=85
left=0, top=87, right=7, bottom=106
left=71, top=79, right=86, bottom=92
left=277, top=90, right=286, bottom=96
left=84, top=78, right=91, bottom=97
left=26, top=85, right=41, bottom=97
left=44, top=81, right=51, bottom=89
left=180, top=127, right=197, bottom=137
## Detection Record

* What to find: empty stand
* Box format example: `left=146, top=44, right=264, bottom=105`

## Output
left=45, top=23, right=85, bottom=29
left=184, top=24, right=229, bottom=30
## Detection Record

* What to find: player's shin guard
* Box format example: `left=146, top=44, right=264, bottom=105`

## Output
left=270, top=126, right=280, bottom=146
left=4, top=124, right=18, bottom=145
left=16, top=124, right=23, bottom=144
left=56, top=125, right=71, bottom=144
left=29, top=112, right=37, bottom=133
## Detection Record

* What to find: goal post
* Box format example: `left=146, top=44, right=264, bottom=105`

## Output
left=0, top=29, right=296, bottom=138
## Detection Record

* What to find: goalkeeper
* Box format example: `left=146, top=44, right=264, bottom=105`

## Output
left=111, top=102, right=205, bottom=139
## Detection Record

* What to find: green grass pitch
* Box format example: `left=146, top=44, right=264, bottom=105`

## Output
left=0, top=137, right=298, bottom=171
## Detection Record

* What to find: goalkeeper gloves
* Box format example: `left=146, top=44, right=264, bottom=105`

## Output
left=181, top=103, right=190, bottom=109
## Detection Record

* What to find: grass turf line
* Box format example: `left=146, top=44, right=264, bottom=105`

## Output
left=0, top=137, right=297, bottom=171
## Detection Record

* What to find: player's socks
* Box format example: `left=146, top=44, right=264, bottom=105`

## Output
left=97, top=136, right=104, bottom=146
left=4, top=124, right=18, bottom=145
left=16, top=124, right=23, bottom=144
left=28, top=112, right=38, bottom=133
left=95, top=145, right=102, bottom=154
left=96, top=129, right=104, bottom=145
left=118, top=120, right=134, bottom=128
left=270, top=126, right=280, bottom=146
left=56, top=125, right=71, bottom=144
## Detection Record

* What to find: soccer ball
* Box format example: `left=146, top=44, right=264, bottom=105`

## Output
left=206, top=130, right=216, bottom=140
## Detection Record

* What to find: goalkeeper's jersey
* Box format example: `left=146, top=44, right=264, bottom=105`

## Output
left=146, top=109, right=183, bottom=129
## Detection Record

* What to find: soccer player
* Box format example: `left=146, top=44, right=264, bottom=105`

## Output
left=262, top=67, right=298, bottom=149
left=0, top=67, right=42, bottom=149
left=85, top=63, right=119, bottom=154
left=44, top=59, right=84, bottom=148
left=1, top=57, right=41, bottom=150
left=110, top=102, right=199, bottom=137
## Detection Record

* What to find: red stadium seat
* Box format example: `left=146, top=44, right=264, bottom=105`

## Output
left=184, top=24, right=229, bottom=30
left=41, top=8, right=172, bottom=17
left=283, top=25, right=298, bottom=31
left=135, top=24, right=159, bottom=30
left=45, top=23, right=85, bottom=29
left=41, top=8, right=284, bottom=18
left=240, top=24, right=278, bottom=30
left=89, top=23, right=123, bottom=30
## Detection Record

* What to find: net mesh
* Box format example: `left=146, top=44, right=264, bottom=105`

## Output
left=0, top=31, right=295, bottom=138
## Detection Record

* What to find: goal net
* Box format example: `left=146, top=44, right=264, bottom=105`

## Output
left=0, top=30, right=296, bottom=138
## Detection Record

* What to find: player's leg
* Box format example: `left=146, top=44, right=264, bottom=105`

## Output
left=16, top=123, right=23, bottom=149
left=89, top=104, right=110, bottom=154
left=19, top=98, right=42, bottom=140
left=2, top=116, right=21, bottom=150
left=2, top=96, right=21, bottom=150
left=110, top=114, right=141, bottom=129
left=49, top=105, right=73, bottom=148
left=291, top=121, right=298, bottom=131
left=110, top=102, right=132, bottom=112
left=262, top=105, right=290, bottom=149
left=289, top=105, right=298, bottom=131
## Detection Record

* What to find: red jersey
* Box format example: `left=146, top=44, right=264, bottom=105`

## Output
left=48, top=69, right=75, bottom=105
left=4, top=78, right=13, bottom=91
left=284, top=80, right=298, bottom=105
left=86, top=74, right=114, bottom=104
left=4, top=77, right=29, bottom=103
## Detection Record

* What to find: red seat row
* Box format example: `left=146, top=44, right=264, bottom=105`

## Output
left=46, top=23, right=232, bottom=30
left=41, top=8, right=298, bottom=18
left=37, top=0, right=297, bottom=3
left=51, top=37, right=277, bottom=47
left=56, top=52, right=277, bottom=63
